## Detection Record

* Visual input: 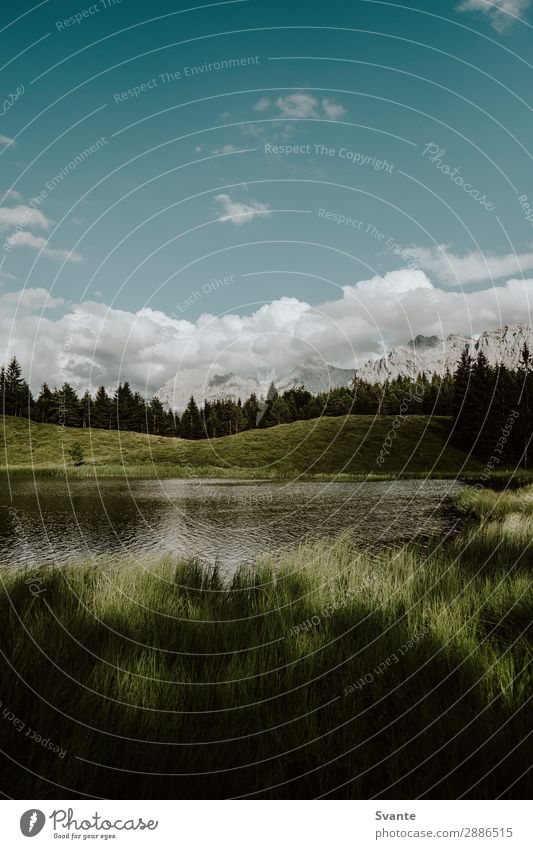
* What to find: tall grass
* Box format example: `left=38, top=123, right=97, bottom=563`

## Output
left=0, top=522, right=530, bottom=799
left=456, top=484, right=533, bottom=571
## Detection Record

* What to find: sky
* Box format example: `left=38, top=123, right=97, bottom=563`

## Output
left=2, top=0, right=533, bottom=394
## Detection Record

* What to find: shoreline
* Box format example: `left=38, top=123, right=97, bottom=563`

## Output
left=0, top=464, right=527, bottom=485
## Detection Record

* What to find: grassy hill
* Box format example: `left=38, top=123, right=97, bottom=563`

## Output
left=1, top=414, right=485, bottom=478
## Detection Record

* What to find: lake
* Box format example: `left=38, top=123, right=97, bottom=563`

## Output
left=0, top=478, right=463, bottom=572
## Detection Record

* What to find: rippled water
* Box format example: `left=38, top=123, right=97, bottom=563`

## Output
left=0, top=478, right=463, bottom=571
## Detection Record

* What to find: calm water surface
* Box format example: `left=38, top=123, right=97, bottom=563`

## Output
left=0, top=478, right=463, bottom=571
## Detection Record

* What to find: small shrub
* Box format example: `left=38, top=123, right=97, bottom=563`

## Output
left=68, top=441, right=84, bottom=466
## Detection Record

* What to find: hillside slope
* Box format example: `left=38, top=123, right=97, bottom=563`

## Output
left=0, top=414, right=484, bottom=478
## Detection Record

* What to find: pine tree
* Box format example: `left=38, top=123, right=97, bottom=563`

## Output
left=180, top=396, right=202, bottom=439
left=132, top=391, right=147, bottom=432
left=148, top=397, right=165, bottom=435
left=433, top=371, right=454, bottom=416
left=34, top=383, right=54, bottom=423
left=516, top=344, right=532, bottom=468
left=162, top=408, right=178, bottom=437
left=233, top=399, right=247, bottom=433
left=243, top=393, right=259, bottom=429
left=91, top=386, right=112, bottom=429
left=55, top=382, right=81, bottom=427
left=5, top=356, right=24, bottom=416
left=80, top=391, right=92, bottom=428
left=202, top=400, right=214, bottom=437
left=452, top=346, right=473, bottom=427
left=0, top=366, right=4, bottom=416
left=113, top=382, right=135, bottom=430
left=170, top=410, right=180, bottom=437
left=269, top=394, right=290, bottom=425
left=470, top=351, right=494, bottom=456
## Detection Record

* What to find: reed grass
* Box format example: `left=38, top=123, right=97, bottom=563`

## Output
left=0, top=516, right=529, bottom=799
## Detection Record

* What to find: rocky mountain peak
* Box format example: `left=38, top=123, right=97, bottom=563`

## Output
left=408, top=334, right=440, bottom=350
left=156, top=324, right=533, bottom=410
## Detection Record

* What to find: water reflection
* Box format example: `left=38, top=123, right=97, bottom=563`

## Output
left=0, top=478, right=463, bottom=571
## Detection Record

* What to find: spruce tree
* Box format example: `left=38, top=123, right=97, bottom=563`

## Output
left=148, top=396, right=165, bottom=435
left=92, top=386, right=112, bottom=429
left=80, top=391, right=92, bottom=428
left=181, top=396, right=202, bottom=439
left=5, top=356, right=23, bottom=416
left=56, top=382, right=81, bottom=427
left=35, top=383, right=54, bottom=423
left=452, top=346, right=473, bottom=429
left=469, top=351, right=494, bottom=456
left=114, top=382, right=135, bottom=430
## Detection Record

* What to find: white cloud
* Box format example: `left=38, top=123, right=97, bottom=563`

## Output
left=1, top=288, right=65, bottom=311
left=2, top=268, right=533, bottom=395
left=214, top=193, right=271, bottom=225
left=5, top=189, right=23, bottom=202
left=404, top=245, right=533, bottom=286
left=241, top=123, right=267, bottom=138
left=212, top=144, right=244, bottom=155
left=0, top=135, right=15, bottom=146
left=457, top=0, right=532, bottom=30
left=253, top=92, right=347, bottom=121
left=322, top=98, right=347, bottom=120
left=275, top=93, right=319, bottom=118
left=352, top=268, right=433, bottom=296
left=253, top=97, right=270, bottom=112
left=0, top=204, right=50, bottom=231
left=0, top=270, right=17, bottom=282
left=0, top=204, right=82, bottom=262
left=6, top=231, right=83, bottom=263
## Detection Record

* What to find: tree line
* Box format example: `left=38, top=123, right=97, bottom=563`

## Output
left=1, top=348, right=531, bottom=464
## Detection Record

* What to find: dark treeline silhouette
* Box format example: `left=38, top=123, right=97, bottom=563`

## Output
left=1, top=347, right=532, bottom=464
left=452, top=344, right=533, bottom=468
left=0, top=358, right=176, bottom=437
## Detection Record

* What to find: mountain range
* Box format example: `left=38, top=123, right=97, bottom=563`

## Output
left=156, top=324, right=533, bottom=411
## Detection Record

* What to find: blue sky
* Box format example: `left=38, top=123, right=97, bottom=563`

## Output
left=2, top=0, right=533, bottom=392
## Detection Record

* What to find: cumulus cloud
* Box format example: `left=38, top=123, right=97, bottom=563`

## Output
left=252, top=92, right=347, bottom=121
left=5, top=231, right=83, bottom=263
left=2, top=269, right=533, bottom=395
left=404, top=245, right=533, bottom=286
left=253, top=97, right=270, bottom=112
left=1, top=288, right=65, bottom=311
left=5, top=189, right=23, bottom=202
left=457, top=0, right=532, bottom=30
left=0, top=203, right=83, bottom=262
left=275, top=93, right=320, bottom=118
left=322, top=98, right=347, bottom=120
left=0, top=204, right=50, bottom=231
left=214, top=193, right=271, bottom=225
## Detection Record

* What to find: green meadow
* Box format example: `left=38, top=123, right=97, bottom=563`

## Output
left=1, top=413, right=487, bottom=479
